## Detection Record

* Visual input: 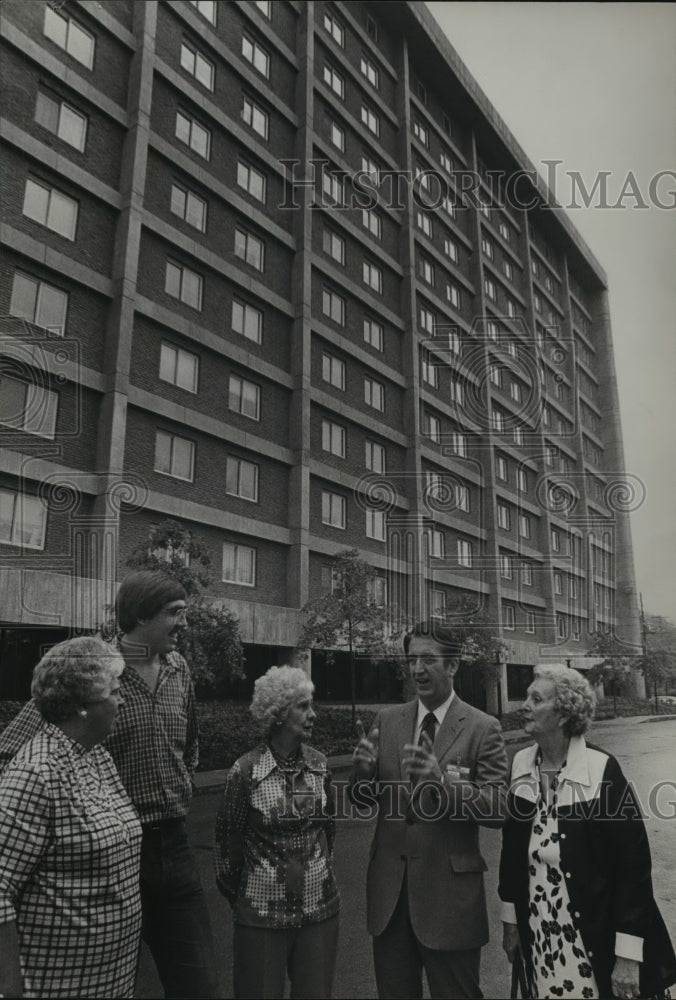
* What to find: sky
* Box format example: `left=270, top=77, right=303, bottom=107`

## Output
left=426, top=2, right=676, bottom=620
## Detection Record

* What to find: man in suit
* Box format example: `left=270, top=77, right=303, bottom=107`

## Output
left=350, top=620, right=508, bottom=999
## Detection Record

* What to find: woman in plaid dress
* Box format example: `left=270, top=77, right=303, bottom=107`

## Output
left=0, top=637, right=143, bottom=998
left=215, top=665, right=340, bottom=999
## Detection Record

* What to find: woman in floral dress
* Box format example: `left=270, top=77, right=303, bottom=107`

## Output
left=499, top=664, right=675, bottom=1000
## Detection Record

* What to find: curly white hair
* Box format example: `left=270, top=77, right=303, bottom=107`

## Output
left=534, top=663, right=596, bottom=736
left=250, top=665, right=314, bottom=732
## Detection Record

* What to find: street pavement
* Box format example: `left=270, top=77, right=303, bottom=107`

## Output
left=136, top=717, right=676, bottom=999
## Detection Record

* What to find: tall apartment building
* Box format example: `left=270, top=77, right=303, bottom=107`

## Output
left=0, top=0, right=643, bottom=708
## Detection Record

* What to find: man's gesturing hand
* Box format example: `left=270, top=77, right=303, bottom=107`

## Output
left=352, top=719, right=379, bottom=779
left=402, top=732, right=443, bottom=783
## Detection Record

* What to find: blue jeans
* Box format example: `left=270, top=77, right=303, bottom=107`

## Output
left=139, top=818, right=219, bottom=999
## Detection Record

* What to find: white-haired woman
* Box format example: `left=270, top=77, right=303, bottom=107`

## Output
left=0, top=636, right=142, bottom=999
left=215, top=665, right=340, bottom=999
left=499, top=664, right=675, bottom=1000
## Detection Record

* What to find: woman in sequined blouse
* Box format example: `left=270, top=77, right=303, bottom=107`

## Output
left=0, top=636, right=142, bottom=999
left=499, top=664, right=675, bottom=1000
left=215, top=665, right=340, bottom=999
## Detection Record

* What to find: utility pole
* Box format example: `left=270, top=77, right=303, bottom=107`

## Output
left=640, top=593, right=657, bottom=710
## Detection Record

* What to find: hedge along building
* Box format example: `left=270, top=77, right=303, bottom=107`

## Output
left=0, top=0, right=644, bottom=709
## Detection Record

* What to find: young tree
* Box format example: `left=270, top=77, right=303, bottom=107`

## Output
left=434, top=594, right=506, bottom=712
left=107, top=520, right=244, bottom=697
left=296, top=549, right=407, bottom=730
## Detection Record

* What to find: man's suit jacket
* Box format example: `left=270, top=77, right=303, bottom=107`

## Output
left=352, top=696, right=508, bottom=952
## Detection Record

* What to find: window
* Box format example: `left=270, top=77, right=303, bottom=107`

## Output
left=0, top=489, right=46, bottom=549
left=499, top=221, right=510, bottom=243
left=365, top=440, right=386, bottom=473
left=521, top=563, right=533, bottom=587
left=322, top=354, right=345, bottom=390
left=159, top=343, right=199, bottom=393
left=363, top=317, right=383, bottom=351
left=222, top=542, right=256, bottom=586
left=442, top=195, right=456, bottom=219
left=361, top=154, right=379, bottom=184
left=323, top=64, right=344, bottom=99
left=165, top=260, right=202, bottom=310
left=487, top=320, right=499, bottom=341
left=545, top=445, right=556, bottom=468
left=572, top=617, right=581, bottom=640
left=551, top=527, right=560, bottom=552
left=481, top=236, right=494, bottom=260
left=497, top=503, right=511, bottom=530
left=503, top=603, right=515, bottom=630
left=456, top=483, right=470, bottom=512
left=234, top=228, right=264, bottom=270
left=451, top=431, right=466, bottom=457
left=322, top=419, right=345, bottom=458
left=226, top=456, right=258, bottom=501
left=360, top=55, right=378, bottom=88
left=500, top=554, right=513, bottom=579
left=189, top=0, right=216, bottom=24
left=554, top=571, right=563, bottom=596
left=416, top=211, right=432, bottom=237
left=525, top=611, right=535, bottom=634
left=556, top=614, right=566, bottom=639
left=35, top=90, right=87, bottom=152
left=531, top=259, right=539, bottom=277
left=443, top=238, right=458, bottom=264
left=23, top=178, right=78, bottom=240
left=420, top=307, right=435, bottom=335
left=323, top=228, right=345, bottom=264
left=366, top=13, right=378, bottom=41
left=322, top=288, right=345, bottom=325
left=361, top=104, right=379, bottom=135
left=237, top=161, right=266, bottom=202
left=510, top=381, right=522, bottom=403
left=424, top=412, right=441, bottom=443
left=503, top=260, right=514, bottom=282
left=154, top=430, right=194, bottom=481
left=507, top=298, right=517, bottom=319
left=446, top=283, right=461, bottom=309
left=513, top=425, right=524, bottom=446
left=421, top=350, right=438, bottom=388
left=322, top=170, right=344, bottom=205
left=361, top=208, right=382, bottom=239
left=449, top=379, right=464, bottom=407
left=429, top=529, right=445, bottom=559
left=364, top=377, right=384, bottom=411
left=457, top=539, right=473, bottom=567
left=484, top=277, right=496, bottom=301
left=9, top=272, right=68, bottom=335
left=175, top=110, right=210, bottom=158
left=439, top=151, right=452, bottom=174
left=491, top=408, right=504, bottom=432
left=534, top=293, right=542, bottom=314
left=413, top=120, right=428, bottom=146
left=505, top=340, right=517, bottom=358
left=419, top=258, right=434, bottom=285
left=366, top=509, right=386, bottom=541
left=519, top=514, right=531, bottom=539
left=432, top=589, right=447, bottom=617
left=417, top=80, right=427, bottom=104
left=479, top=197, right=491, bottom=219
left=180, top=40, right=214, bottom=90
left=170, top=182, right=207, bottom=232
left=229, top=374, right=260, bottom=420
left=242, top=35, right=269, bottom=77
left=490, top=364, right=501, bottom=387
left=329, top=120, right=345, bottom=151
left=448, top=329, right=461, bottom=355
left=242, top=95, right=269, bottom=139
left=496, top=455, right=508, bottom=481
left=232, top=298, right=263, bottom=344
left=43, top=6, right=94, bottom=69
left=570, top=576, right=578, bottom=600
left=0, top=375, right=57, bottom=438
left=324, top=11, right=344, bottom=46
left=322, top=490, right=346, bottom=529
left=363, top=261, right=382, bottom=293
left=254, top=0, right=272, bottom=16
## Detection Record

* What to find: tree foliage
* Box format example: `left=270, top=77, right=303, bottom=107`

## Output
left=296, top=549, right=408, bottom=728
left=114, top=520, right=244, bottom=697
left=436, top=593, right=506, bottom=692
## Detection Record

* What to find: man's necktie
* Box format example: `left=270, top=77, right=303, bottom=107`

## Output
left=419, top=711, right=437, bottom=746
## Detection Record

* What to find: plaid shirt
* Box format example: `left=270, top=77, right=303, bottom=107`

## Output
left=215, top=743, right=340, bottom=929
left=0, top=724, right=142, bottom=998
left=0, top=652, right=198, bottom=824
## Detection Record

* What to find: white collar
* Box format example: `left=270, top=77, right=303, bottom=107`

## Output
left=512, top=734, right=592, bottom=788
left=416, top=689, right=455, bottom=731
